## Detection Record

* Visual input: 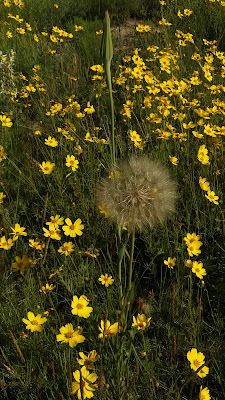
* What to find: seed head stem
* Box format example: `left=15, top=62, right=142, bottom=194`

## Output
left=101, top=11, right=115, bottom=172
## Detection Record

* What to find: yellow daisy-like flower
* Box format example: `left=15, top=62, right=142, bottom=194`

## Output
left=169, top=156, right=178, bottom=165
left=0, top=145, right=6, bottom=162
left=84, top=101, right=95, bottom=114
left=197, top=145, right=210, bottom=165
left=65, top=155, right=79, bottom=171
left=192, top=261, right=206, bottom=279
left=39, top=161, right=55, bottom=175
left=98, top=320, right=120, bottom=339
left=187, top=348, right=209, bottom=377
left=10, top=223, right=27, bottom=241
left=132, top=313, right=151, bottom=330
left=22, top=312, right=47, bottom=332
left=0, top=114, right=13, bottom=127
left=43, top=223, right=61, bottom=240
left=29, top=238, right=45, bottom=250
left=46, top=215, right=64, bottom=228
left=11, top=255, right=32, bottom=274
left=62, top=218, right=84, bottom=238
left=0, top=235, right=14, bottom=250
left=199, top=177, right=210, bottom=191
left=0, top=192, right=6, bottom=204
left=71, top=295, right=93, bottom=318
left=183, top=233, right=203, bottom=257
left=98, top=273, right=114, bottom=287
left=44, top=136, right=58, bottom=147
left=58, top=242, right=75, bottom=256
left=71, top=366, right=98, bottom=399
left=39, top=283, right=56, bottom=293
left=205, top=190, right=219, bottom=205
left=56, top=323, right=85, bottom=347
left=164, top=257, right=176, bottom=269
left=199, top=386, right=211, bottom=400
left=77, top=350, right=100, bottom=370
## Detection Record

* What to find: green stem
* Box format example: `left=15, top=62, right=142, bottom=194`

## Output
left=105, top=61, right=115, bottom=172
left=128, top=231, right=135, bottom=292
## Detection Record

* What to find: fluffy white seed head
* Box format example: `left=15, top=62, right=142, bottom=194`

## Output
left=96, top=155, right=177, bottom=232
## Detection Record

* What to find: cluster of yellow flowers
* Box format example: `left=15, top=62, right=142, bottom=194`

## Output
left=187, top=348, right=210, bottom=399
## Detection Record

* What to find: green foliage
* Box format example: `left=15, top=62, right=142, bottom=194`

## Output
left=0, top=1, right=225, bottom=399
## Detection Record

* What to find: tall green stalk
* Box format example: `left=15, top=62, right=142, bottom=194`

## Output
left=101, top=11, right=115, bottom=171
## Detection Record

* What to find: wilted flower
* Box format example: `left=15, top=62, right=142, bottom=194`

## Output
left=96, top=156, right=177, bottom=231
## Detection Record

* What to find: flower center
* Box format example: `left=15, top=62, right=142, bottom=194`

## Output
left=65, top=332, right=74, bottom=339
left=45, top=167, right=49, bottom=171
left=70, top=224, right=75, bottom=230
left=193, top=359, right=200, bottom=368
left=31, top=320, right=39, bottom=325
left=77, top=303, right=84, bottom=310
left=195, top=268, right=200, bottom=273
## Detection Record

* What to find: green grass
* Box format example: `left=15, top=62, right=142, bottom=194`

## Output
left=0, top=0, right=225, bottom=399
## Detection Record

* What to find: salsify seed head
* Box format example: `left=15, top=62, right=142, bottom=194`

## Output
left=96, top=155, right=177, bottom=232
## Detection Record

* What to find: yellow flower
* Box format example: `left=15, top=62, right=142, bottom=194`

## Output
left=39, top=161, right=55, bottom=175
left=39, top=283, right=56, bottom=293
left=132, top=313, right=151, bottom=330
left=6, top=30, right=13, bottom=38
left=84, top=102, right=95, bottom=114
left=199, top=177, right=210, bottom=191
left=77, top=350, right=100, bottom=370
left=44, top=136, right=58, bottom=147
left=0, top=145, right=6, bottom=162
left=192, top=261, right=206, bottom=279
left=49, top=265, right=63, bottom=278
left=71, top=295, right=93, bottom=318
left=58, top=242, right=75, bottom=256
left=90, top=64, right=104, bottom=73
left=65, top=155, right=79, bottom=171
left=11, top=255, right=32, bottom=274
left=0, top=236, right=14, bottom=250
left=22, top=312, right=47, bottom=332
left=159, top=18, right=172, bottom=26
left=16, top=27, right=25, bottom=34
left=198, top=145, right=210, bottom=165
left=98, top=273, right=114, bottom=287
left=184, top=9, right=193, bottom=16
left=0, top=114, right=12, bottom=127
left=71, top=366, right=98, bottom=398
left=164, top=257, right=176, bottom=269
left=74, top=25, right=83, bottom=32
left=10, top=223, right=27, bottom=241
left=187, top=348, right=209, bottom=377
left=169, top=156, right=178, bottom=165
left=98, top=320, right=120, bottom=339
left=0, top=192, right=6, bottom=204
left=205, top=190, right=219, bottom=205
left=29, top=238, right=45, bottom=250
left=62, top=218, right=84, bottom=237
left=185, top=259, right=193, bottom=269
left=199, top=386, right=211, bottom=400
left=43, top=224, right=61, bottom=240
left=183, top=233, right=203, bottom=257
left=56, top=323, right=85, bottom=347
left=129, top=130, right=142, bottom=142
left=46, top=215, right=64, bottom=228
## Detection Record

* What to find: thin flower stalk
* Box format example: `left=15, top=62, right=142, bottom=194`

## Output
left=101, top=11, right=115, bottom=172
